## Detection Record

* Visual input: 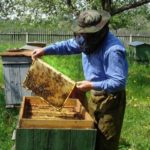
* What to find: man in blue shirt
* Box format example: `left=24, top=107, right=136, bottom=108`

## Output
left=32, top=10, right=128, bottom=150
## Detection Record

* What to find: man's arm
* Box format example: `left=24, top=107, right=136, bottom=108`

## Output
left=32, top=38, right=81, bottom=60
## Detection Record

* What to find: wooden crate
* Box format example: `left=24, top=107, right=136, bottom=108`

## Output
left=16, top=96, right=96, bottom=150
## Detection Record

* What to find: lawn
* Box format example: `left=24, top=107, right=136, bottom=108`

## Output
left=0, top=43, right=150, bottom=150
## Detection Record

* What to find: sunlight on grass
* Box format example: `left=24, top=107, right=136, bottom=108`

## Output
left=42, top=55, right=84, bottom=81
left=120, top=105, right=150, bottom=150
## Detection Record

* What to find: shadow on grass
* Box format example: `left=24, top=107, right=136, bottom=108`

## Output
left=119, top=137, right=131, bottom=150
left=0, top=89, right=19, bottom=149
left=0, top=89, right=19, bottom=122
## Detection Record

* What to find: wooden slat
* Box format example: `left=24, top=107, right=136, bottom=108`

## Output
left=23, top=59, right=75, bottom=107
left=16, top=129, right=34, bottom=150
left=0, top=51, right=32, bottom=57
left=19, top=97, right=25, bottom=123
left=70, top=129, right=96, bottom=150
left=16, top=128, right=96, bottom=150
left=3, top=64, right=12, bottom=104
left=9, top=64, right=22, bottom=104
left=1, top=56, right=32, bottom=64
left=20, top=64, right=32, bottom=96
left=20, top=119, right=94, bottom=129
left=32, top=129, right=50, bottom=150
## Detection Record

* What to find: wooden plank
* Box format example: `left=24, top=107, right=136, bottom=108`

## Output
left=20, top=64, right=32, bottom=96
left=16, top=128, right=96, bottom=150
left=9, top=64, right=22, bottom=104
left=33, top=129, right=50, bottom=150
left=47, top=129, right=70, bottom=150
left=0, top=51, right=32, bottom=57
left=1, top=56, right=32, bottom=64
left=20, top=119, right=94, bottom=129
left=23, top=59, right=75, bottom=107
left=3, top=64, right=12, bottom=104
left=19, top=97, right=25, bottom=123
left=16, top=129, right=34, bottom=150
left=70, top=129, right=96, bottom=150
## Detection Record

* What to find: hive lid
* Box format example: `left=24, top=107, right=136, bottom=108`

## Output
left=0, top=49, right=33, bottom=57
left=0, top=43, right=45, bottom=57
left=26, top=41, right=46, bottom=47
left=129, top=41, right=145, bottom=47
left=23, top=59, right=76, bottom=107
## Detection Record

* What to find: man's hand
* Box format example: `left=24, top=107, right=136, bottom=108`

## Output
left=76, top=80, right=93, bottom=92
left=32, top=48, right=45, bottom=60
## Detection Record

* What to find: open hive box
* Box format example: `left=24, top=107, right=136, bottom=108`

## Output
left=19, top=96, right=94, bottom=128
left=16, top=96, right=96, bottom=150
left=15, top=59, right=96, bottom=150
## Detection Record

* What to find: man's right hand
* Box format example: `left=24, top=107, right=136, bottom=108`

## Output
left=32, top=48, right=45, bottom=60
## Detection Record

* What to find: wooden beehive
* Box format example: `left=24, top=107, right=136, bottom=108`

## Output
left=0, top=43, right=46, bottom=107
left=15, top=96, right=96, bottom=150
left=0, top=50, right=33, bottom=107
left=128, top=41, right=150, bottom=62
left=14, top=54, right=96, bottom=150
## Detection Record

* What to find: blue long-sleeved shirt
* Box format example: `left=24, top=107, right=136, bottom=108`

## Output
left=44, top=32, right=128, bottom=93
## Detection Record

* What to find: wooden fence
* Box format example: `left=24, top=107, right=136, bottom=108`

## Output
left=0, top=32, right=150, bottom=46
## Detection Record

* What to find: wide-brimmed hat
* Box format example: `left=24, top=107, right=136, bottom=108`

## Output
left=72, top=10, right=111, bottom=33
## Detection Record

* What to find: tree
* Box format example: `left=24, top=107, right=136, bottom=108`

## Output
left=110, top=4, right=150, bottom=32
left=0, top=0, right=150, bottom=31
left=72, top=0, right=150, bottom=16
left=109, top=0, right=150, bottom=15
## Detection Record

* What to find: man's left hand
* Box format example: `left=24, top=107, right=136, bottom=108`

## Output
left=76, top=80, right=93, bottom=92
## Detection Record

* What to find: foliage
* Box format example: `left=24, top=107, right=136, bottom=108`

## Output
left=0, top=0, right=150, bottom=31
left=110, top=4, right=150, bottom=31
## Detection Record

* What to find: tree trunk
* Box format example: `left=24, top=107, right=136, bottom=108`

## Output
left=101, top=0, right=112, bottom=12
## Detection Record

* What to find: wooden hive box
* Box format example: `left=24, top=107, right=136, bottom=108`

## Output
left=0, top=51, right=33, bottom=107
left=15, top=96, right=96, bottom=150
left=0, top=43, right=46, bottom=107
left=128, top=41, right=150, bottom=63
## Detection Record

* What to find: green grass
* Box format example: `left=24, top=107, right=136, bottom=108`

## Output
left=42, top=55, right=84, bottom=81
left=0, top=43, right=150, bottom=150
left=0, top=42, right=24, bottom=51
left=120, top=105, right=150, bottom=150
left=126, top=60, right=150, bottom=102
